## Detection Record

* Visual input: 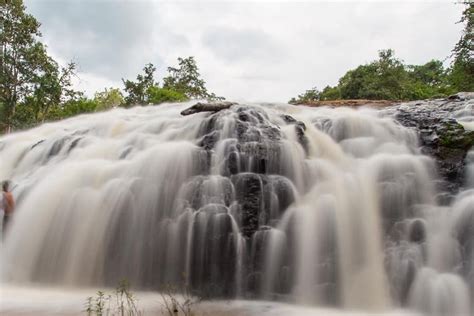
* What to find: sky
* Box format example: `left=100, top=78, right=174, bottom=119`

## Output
left=24, top=0, right=465, bottom=103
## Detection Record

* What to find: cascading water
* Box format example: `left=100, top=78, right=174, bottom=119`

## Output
left=0, top=99, right=473, bottom=315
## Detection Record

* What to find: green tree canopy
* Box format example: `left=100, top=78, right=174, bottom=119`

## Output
left=147, top=86, right=187, bottom=104
left=94, top=87, right=124, bottom=110
left=289, top=87, right=321, bottom=104
left=1, top=0, right=80, bottom=131
left=30, top=61, right=79, bottom=122
left=338, top=49, right=409, bottom=100
left=162, top=56, right=223, bottom=100
left=122, top=63, right=156, bottom=106
left=1, top=0, right=46, bottom=131
left=289, top=48, right=466, bottom=104
left=450, top=1, right=474, bottom=92
left=122, top=57, right=223, bottom=106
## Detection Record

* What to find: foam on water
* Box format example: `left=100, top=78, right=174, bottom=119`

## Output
left=0, top=101, right=472, bottom=315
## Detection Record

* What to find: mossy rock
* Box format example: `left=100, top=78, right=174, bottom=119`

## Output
left=439, top=121, right=474, bottom=150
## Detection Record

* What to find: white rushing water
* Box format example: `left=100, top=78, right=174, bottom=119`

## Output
left=0, top=101, right=472, bottom=315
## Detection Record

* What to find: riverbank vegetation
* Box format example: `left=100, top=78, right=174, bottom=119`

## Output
left=1, top=0, right=472, bottom=133
left=1, top=0, right=221, bottom=133
left=290, top=2, right=473, bottom=104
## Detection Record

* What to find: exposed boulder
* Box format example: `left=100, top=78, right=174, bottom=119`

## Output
left=392, top=93, right=474, bottom=195
left=181, top=101, right=237, bottom=115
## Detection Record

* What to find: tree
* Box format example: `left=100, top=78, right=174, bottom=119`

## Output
left=338, top=64, right=375, bottom=99
left=163, top=56, right=222, bottom=100
left=94, top=87, right=124, bottom=110
left=1, top=0, right=81, bottom=131
left=409, top=60, right=446, bottom=87
left=45, top=98, right=98, bottom=121
left=450, top=1, right=474, bottom=92
left=30, top=61, right=79, bottom=122
left=122, top=63, right=156, bottom=106
left=320, top=85, right=341, bottom=100
left=289, top=86, right=320, bottom=104
left=289, top=49, right=457, bottom=103
left=0, top=0, right=48, bottom=132
left=147, top=86, right=187, bottom=104
left=337, top=49, right=409, bottom=100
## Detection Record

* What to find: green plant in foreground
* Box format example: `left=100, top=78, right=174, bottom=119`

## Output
left=160, top=282, right=200, bottom=316
left=84, top=280, right=142, bottom=316
left=84, top=278, right=202, bottom=316
left=159, top=273, right=201, bottom=316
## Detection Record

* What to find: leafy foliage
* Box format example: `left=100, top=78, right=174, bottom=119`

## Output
left=122, top=63, right=156, bottom=106
left=289, top=87, right=321, bottom=104
left=121, top=57, right=221, bottom=107
left=94, top=87, right=125, bottom=110
left=147, top=86, right=188, bottom=104
left=289, top=48, right=469, bottom=104
left=449, top=1, right=474, bottom=92
left=45, top=98, right=98, bottom=121
left=0, top=0, right=81, bottom=131
left=0, top=1, right=218, bottom=133
left=163, top=56, right=223, bottom=100
left=1, top=0, right=48, bottom=131
left=2, top=0, right=471, bottom=134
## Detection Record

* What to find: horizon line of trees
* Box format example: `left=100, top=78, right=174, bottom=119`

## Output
left=290, top=2, right=473, bottom=104
left=1, top=0, right=222, bottom=133
left=2, top=0, right=473, bottom=134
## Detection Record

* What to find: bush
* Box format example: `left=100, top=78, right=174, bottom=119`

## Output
left=46, top=98, right=99, bottom=121
left=84, top=280, right=142, bottom=316
left=147, top=86, right=188, bottom=104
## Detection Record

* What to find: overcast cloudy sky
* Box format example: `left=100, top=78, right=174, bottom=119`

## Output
left=24, top=0, right=464, bottom=102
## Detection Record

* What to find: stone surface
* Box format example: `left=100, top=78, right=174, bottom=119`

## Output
left=386, top=93, right=474, bottom=195
left=181, top=101, right=237, bottom=115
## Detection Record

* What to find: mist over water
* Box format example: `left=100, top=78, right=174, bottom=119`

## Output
left=0, top=101, right=473, bottom=315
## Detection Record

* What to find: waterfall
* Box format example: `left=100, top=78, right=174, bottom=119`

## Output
left=0, top=101, right=472, bottom=315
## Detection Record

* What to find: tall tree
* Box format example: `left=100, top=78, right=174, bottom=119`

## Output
left=289, top=86, right=320, bottom=104
left=408, top=60, right=446, bottom=87
left=338, top=49, right=408, bottom=100
left=163, top=56, right=223, bottom=100
left=0, top=0, right=48, bottom=132
left=122, top=63, right=156, bottom=105
left=94, top=87, right=124, bottom=110
left=450, top=1, right=473, bottom=91
left=31, top=61, right=79, bottom=122
left=147, top=86, right=187, bottom=104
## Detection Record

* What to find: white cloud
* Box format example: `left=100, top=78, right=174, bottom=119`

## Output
left=25, top=0, right=464, bottom=102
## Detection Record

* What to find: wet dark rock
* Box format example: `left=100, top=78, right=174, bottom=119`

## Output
left=409, top=219, right=426, bottom=243
left=233, top=173, right=264, bottom=237
left=119, top=146, right=133, bottom=159
left=226, top=151, right=240, bottom=175
left=181, top=101, right=237, bottom=116
left=198, top=130, right=220, bottom=150
left=281, top=114, right=308, bottom=153
left=393, top=94, right=474, bottom=195
left=294, top=123, right=309, bottom=154
left=68, top=137, right=82, bottom=153
left=47, top=137, right=69, bottom=158
left=199, top=114, right=220, bottom=137
left=235, top=107, right=281, bottom=143
left=31, top=139, right=45, bottom=149
left=281, top=114, right=298, bottom=124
